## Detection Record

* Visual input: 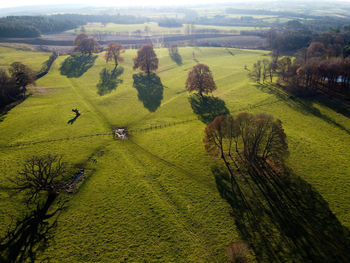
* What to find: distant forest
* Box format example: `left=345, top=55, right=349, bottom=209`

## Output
left=0, top=14, right=149, bottom=38
left=0, top=9, right=350, bottom=38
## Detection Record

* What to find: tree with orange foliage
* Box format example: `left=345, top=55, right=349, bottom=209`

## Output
left=204, top=113, right=288, bottom=169
left=73, top=33, right=100, bottom=55
left=185, top=64, right=216, bottom=96
left=105, top=42, right=124, bottom=71
left=73, top=33, right=88, bottom=48
left=133, top=44, right=158, bottom=75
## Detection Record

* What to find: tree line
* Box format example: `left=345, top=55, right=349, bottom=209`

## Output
left=251, top=29, right=350, bottom=97
left=0, top=14, right=149, bottom=38
left=158, top=18, right=183, bottom=28
left=0, top=23, right=41, bottom=38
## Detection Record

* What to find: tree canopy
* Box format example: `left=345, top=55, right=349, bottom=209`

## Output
left=133, top=44, right=158, bottom=75
left=73, top=34, right=100, bottom=55
left=105, top=42, right=124, bottom=70
left=204, top=113, right=288, bottom=167
left=185, top=64, right=217, bottom=96
left=8, top=62, right=35, bottom=98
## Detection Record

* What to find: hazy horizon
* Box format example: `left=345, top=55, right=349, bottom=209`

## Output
left=1, top=0, right=349, bottom=9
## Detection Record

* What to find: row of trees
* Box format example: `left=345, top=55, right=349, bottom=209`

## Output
left=250, top=32, right=350, bottom=97
left=73, top=33, right=218, bottom=98
left=0, top=63, right=36, bottom=109
left=158, top=18, right=183, bottom=28
left=0, top=23, right=40, bottom=38
left=0, top=14, right=150, bottom=38
left=0, top=16, right=83, bottom=38
left=204, top=113, right=288, bottom=171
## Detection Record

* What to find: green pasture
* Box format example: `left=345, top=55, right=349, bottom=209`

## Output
left=0, top=46, right=349, bottom=262
left=71, top=22, right=268, bottom=35
left=0, top=46, right=49, bottom=72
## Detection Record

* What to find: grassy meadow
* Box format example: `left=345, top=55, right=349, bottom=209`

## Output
left=0, top=46, right=49, bottom=71
left=0, top=45, right=349, bottom=262
left=71, top=22, right=268, bottom=35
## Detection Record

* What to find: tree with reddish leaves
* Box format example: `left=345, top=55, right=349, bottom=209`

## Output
left=105, top=42, right=124, bottom=71
left=133, top=44, right=158, bottom=75
left=73, top=34, right=100, bottom=55
left=204, top=113, right=288, bottom=170
left=73, top=33, right=88, bottom=48
left=307, top=42, right=326, bottom=59
left=185, top=63, right=217, bottom=96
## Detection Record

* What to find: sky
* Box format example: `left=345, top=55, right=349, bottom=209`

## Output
left=0, top=0, right=278, bottom=9
left=0, top=0, right=348, bottom=9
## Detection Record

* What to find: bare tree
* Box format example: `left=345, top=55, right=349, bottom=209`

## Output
left=8, top=155, right=67, bottom=203
left=262, top=59, right=270, bottom=83
left=248, top=60, right=262, bottom=83
left=1, top=155, right=68, bottom=263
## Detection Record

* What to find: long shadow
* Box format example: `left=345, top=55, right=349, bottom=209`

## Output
left=67, top=109, right=81, bottom=125
left=0, top=96, right=30, bottom=124
left=225, top=48, right=235, bottom=56
left=67, top=114, right=80, bottom=125
left=189, top=94, right=230, bottom=124
left=311, top=94, right=350, bottom=119
left=255, top=83, right=350, bottom=135
left=132, top=73, right=164, bottom=112
left=60, top=54, right=97, bottom=78
left=0, top=195, right=65, bottom=262
left=212, top=164, right=350, bottom=262
left=96, top=67, right=123, bottom=96
left=169, top=52, right=182, bottom=66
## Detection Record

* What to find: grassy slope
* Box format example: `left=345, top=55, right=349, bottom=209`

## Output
left=0, top=47, right=349, bottom=262
left=0, top=46, right=49, bottom=72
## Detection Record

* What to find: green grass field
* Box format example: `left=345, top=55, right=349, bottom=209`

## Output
left=71, top=22, right=268, bottom=35
left=0, top=46, right=349, bottom=262
left=0, top=46, right=49, bottom=72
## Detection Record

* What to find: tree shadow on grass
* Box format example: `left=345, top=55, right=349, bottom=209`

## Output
left=225, top=48, right=235, bottom=56
left=0, top=196, right=65, bottom=263
left=132, top=73, right=164, bottom=112
left=60, top=54, right=97, bottom=78
left=97, top=67, right=124, bottom=96
left=170, top=52, right=182, bottom=66
left=255, top=83, right=350, bottom=135
left=212, top=164, right=350, bottom=262
left=189, top=94, right=230, bottom=124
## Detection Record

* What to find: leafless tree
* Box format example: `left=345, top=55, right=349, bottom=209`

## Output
left=7, top=155, right=67, bottom=203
